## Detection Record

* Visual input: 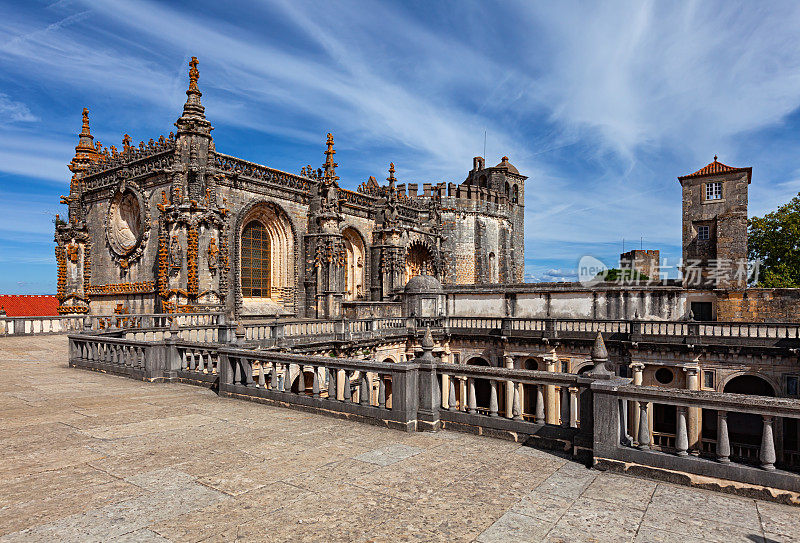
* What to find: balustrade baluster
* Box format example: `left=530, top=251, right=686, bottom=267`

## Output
left=327, top=368, right=336, bottom=399
left=257, top=362, right=265, bottom=387
left=313, top=367, right=320, bottom=398
left=270, top=362, right=278, bottom=389
left=233, top=358, right=242, bottom=385
left=360, top=372, right=370, bottom=405
left=284, top=364, right=291, bottom=392
left=560, top=386, right=570, bottom=427
left=675, top=406, right=689, bottom=456
left=637, top=402, right=651, bottom=450
left=760, top=415, right=776, bottom=470
left=448, top=376, right=457, bottom=411
left=189, top=351, right=196, bottom=371
left=459, top=377, right=467, bottom=412
left=467, top=378, right=477, bottom=414
left=535, top=385, right=545, bottom=424
left=181, top=350, right=187, bottom=370
left=512, top=383, right=522, bottom=420
left=343, top=371, right=352, bottom=401
left=209, top=353, right=215, bottom=373
left=489, top=380, right=499, bottom=417
left=378, top=375, right=386, bottom=408
left=197, top=351, right=205, bottom=372
left=717, top=411, right=731, bottom=463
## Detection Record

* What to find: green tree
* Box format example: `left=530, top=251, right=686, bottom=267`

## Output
left=748, top=192, right=800, bottom=287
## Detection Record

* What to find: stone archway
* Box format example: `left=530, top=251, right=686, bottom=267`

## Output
left=406, top=240, right=433, bottom=281
left=342, top=227, right=366, bottom=301
left=237, top=202, right=295, bottom=313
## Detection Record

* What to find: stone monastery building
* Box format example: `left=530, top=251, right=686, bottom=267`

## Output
left=54, top=57, right=525, bottom=319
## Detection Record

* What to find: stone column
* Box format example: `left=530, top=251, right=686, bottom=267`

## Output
left=685, top=366, right=700, bottom=452
left=545, top=353, right=558, bottom=424
left=628, top=362, right=644, bottom=442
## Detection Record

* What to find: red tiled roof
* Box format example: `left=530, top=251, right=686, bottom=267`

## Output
left=0, top=295, right=59, bottom=317
left=679, top=156, right=752, bottom=182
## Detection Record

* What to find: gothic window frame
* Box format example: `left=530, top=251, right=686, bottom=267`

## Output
left=240, top=220, right=271, bottom=298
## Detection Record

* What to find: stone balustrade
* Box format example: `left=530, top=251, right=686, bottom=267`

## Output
left=69, top=335, right=161, bottom=380
left=64, top=316, right=800, bottom=494
left=592, top=380, right=800, bottom=492
left=434, top=363, right=585, bottom=452
left=218, top=348, right=417, bottom=431
left=0, top=312, right=221, bottom=336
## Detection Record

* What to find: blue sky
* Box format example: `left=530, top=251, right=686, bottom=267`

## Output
left=2, top=1, right=800, bottom=293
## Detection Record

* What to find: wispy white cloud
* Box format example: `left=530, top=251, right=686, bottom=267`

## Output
left=1, top=0, right=800, bottom=290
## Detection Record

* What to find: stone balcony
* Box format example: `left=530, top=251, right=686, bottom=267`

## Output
left=1, top=335, right=797, bottom=542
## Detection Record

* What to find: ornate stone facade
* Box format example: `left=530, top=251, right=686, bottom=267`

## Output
left=55, top=57, right=525, bottom=318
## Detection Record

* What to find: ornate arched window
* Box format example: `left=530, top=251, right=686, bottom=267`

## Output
left=241, top=221, right=271, bottom=297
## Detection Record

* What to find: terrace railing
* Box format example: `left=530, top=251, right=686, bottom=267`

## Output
left=0, top=312, right=221, bottom=336
left=592, top=381, right=800, bottom=492
left=65, top=323, right=800, bottom=494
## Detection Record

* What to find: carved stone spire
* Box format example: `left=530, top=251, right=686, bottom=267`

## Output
left=323, top=133, right=339, bottom=184
left=387, top=162, right=396, bottom=192
left=175, top=56, right=212, bottom=136
left=182, top=56, right=205, bottom=118
left=68, top=108, right=100, bottom=178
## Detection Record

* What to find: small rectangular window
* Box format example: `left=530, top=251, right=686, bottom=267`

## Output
left=697, top=225, right=710, bottom=241
left=703, top=370, right=715, bottom=389
left=787, top=375, right=799, bottom=396
left=705, top=182, right=722, bottom=200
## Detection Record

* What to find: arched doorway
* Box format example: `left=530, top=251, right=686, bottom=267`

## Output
left=239, top=203, right=295, bottom=309
left=343, top=227, right=366, bottom=301
left=406, top=241, right=433, bottom=280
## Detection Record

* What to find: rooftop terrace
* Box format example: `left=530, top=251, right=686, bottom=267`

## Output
left=1, top=335, right=797, bottom=542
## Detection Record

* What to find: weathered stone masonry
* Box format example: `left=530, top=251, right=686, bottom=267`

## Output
left=54, top=57, right=526, bottom=319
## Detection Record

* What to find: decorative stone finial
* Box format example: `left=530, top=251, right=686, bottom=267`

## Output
left=422, top=326, right=434, bottom=349
left=188, top=56, right=200, bottom=92
left=69, top=107, right=101, bottom=178
left=714, top=155, right=718, bottom=162
left=591, top=332, right=608, bottom=361
left=502, top=156, right=509, bottom=162
left=387, top=162, right=396, bottom=190
left=323, top=133, right=339, bottom=183
left=177, top=55, right=208, bottom=125
left=122, top=134, right=132, bottom=152
left=589, top=332, right=614, bottom=379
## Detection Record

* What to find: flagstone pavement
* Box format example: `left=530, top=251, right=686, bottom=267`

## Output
left=0, top=335, right=797, bottom=542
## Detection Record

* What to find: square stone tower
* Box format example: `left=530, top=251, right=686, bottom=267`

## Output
left=678, top=157, right=751, bottom=290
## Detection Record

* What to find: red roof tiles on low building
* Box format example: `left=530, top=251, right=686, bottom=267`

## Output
left=0, top=295, right=59, bottom=317
left=678, top=156, right=752, bottom=183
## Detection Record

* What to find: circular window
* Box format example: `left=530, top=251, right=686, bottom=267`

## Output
left=655, top=368, right=674, bottom=385
left=106, top=187, right=148, bottom=260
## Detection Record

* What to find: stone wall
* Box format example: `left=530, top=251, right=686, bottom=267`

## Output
left=445, top=283, right=687, bottom=320
left=716, top=289, right=800, bottom=323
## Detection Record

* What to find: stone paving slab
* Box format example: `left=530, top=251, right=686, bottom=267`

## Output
left=0, top=335, right=797, bottom=542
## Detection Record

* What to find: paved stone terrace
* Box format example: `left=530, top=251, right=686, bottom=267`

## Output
left=0, top=336, right=797, bottom=543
